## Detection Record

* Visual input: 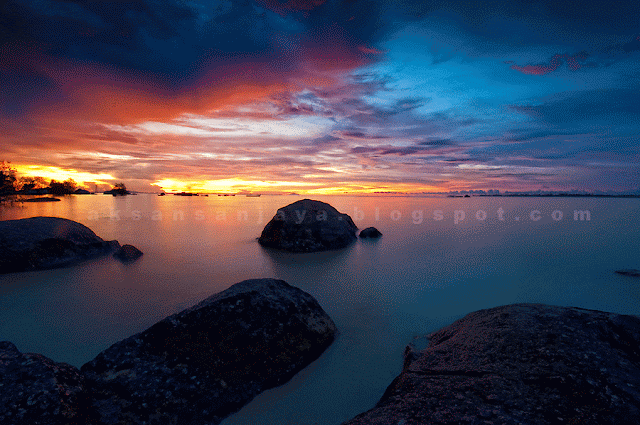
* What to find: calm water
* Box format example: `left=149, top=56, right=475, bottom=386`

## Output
left=1, top=194, right=639, bottom=424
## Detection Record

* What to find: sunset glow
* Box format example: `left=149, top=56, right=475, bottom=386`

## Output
left=1, top=1, right=638, bottom=194
left=12, top=165, right=116, bottom=189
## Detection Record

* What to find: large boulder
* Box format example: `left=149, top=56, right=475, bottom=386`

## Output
left=344, top=303, right=640, bottom=425
left=0, top=341, right=95, bottom=425
left=258, top=199, right=357, bottom=252
left=81, top=278, right=337, bottom=425
left=0, top=217, right=134, bottom=273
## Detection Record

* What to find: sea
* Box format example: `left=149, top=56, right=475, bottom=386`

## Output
left=1, top=194, right=639, bottom=425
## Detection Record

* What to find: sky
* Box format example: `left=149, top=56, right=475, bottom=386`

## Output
left=1, top=0, right=639, bottom=194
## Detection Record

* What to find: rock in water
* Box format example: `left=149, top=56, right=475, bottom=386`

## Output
left=344, top=303, right=640, bottom=425
left=359, top=227, right=382, bottom=238
left=81, top=279, right=337, bottom=425
left=113, top=244, right=143, bottom=262
left=0, top=217, right=121, bottom=273
left=258, top=199, right=357, bottom=252
left=0, top=341, right=95, bottom=425
left=0, top=217, right=143, bottom=273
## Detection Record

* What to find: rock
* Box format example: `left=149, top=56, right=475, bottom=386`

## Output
left=113, top=244, right=143, bottom=262
left=359, top=227, right=382, bottom=238
left=81, top=278, right=337, bottom=425
left=344, top=303, right=640, bottom=425
left=616, top=269, right=640, bottom=277
left=21, top=197, right=61, bottom=202
left=0, top=341, right=96, bottom=425
left=0, top=217, right=121, bottom=274
left=258, top=199, right=357, bottom=252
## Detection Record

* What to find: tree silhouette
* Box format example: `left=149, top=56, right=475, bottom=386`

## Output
left=49, top=179, right=77, bottom=195
left=0, top=161, right=17, bottom=195
left=112, top=182, right=129, bottom=195
left=17, top=176, right=48, bottom=191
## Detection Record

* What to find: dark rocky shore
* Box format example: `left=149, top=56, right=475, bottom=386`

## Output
left=258, top=199, right=358, bottom=252
left=0, top=342, right=96, bottom=425
left=1, top=279, right=336, bottom=425
left=0, top=217, right=140, bottom=273
left=3, top=298, right=640, bottom=424
left=343, top=303, right=640, bottom=425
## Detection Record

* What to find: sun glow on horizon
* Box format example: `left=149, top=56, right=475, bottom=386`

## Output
left=13, top=164, right=116, bottom=188
left=152, top=178, right=320, bottom=194
left=152, top=177, right=444, bottom=195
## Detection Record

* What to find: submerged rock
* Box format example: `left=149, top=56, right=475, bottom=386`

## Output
left=113, top=244, right=143, bottom=262
left=359, top=227, right=382, bottom=238
left=344, top=303, right=640, bottom=425
left=0, top=217, right=142, bottom=273
left=81, top=278, right=337, bottom=425
left=258, top=199, right=357, bottom=252
left=0, top=341, right=95, bottom=425
left=616, top=269, right=640, bottom=277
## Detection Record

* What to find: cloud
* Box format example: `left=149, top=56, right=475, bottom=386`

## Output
left=510, top=52, right=590, bottom=75
left=0, top=0, right=392, bottom=124
left=510, top=89, right=640, bottom=125
left=418, top=139, right=455, bottom=146
left=255, top=0, right=327, bottom=16
left=2, top=0, right=639, bottom=193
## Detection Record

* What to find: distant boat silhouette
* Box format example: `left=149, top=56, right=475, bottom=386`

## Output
left=246, top=194, right=261, bottom=197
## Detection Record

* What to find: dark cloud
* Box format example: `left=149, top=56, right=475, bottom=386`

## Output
left=622, top=36, right=640, bottom=53
left=350, top=140, right=461, bottom=157
left=511, top=89, right=640, bottom=125
left=255, top=0, right=327, bottom=15
left=418, top=139, right=455, bottom=146
left=510, top=52, right=590, bottom=75
left=1, top=0, right=639, bottom=193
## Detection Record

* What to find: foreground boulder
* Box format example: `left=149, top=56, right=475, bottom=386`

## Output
left=344, top=303, right=640, bottom=425
left=359, top=227, right=382, bottom=238
left=82, top=278, right=337, bottom=425
left=0, top=341, right=95, bottom=425
left=0, top=217, right=139, bottom=273
left=258, top=199, right=357, bottom=252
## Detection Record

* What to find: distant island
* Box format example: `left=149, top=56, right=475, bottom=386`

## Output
left=447, top=189, right=640, bottom=198
left=103, top=183, right=132, bottom=196
left=1, top=161, right=136, bottom=200
left=372, top=189, right=640, bottom=198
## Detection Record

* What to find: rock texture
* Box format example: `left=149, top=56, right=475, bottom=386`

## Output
left=81, top=278, right=337, bottom=425
left=0, top=217, right=133, bottom=273
left=0, top=341, right=95, bottom=425
left=113, top=244, right=143, bottom=262
left=359, top=227, right=382, bottom=238
left=258, top=199, right=357, bottom=252
left=344, top=303, right=640, bottom=425
left=616, top=269, right=640, bottom=277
